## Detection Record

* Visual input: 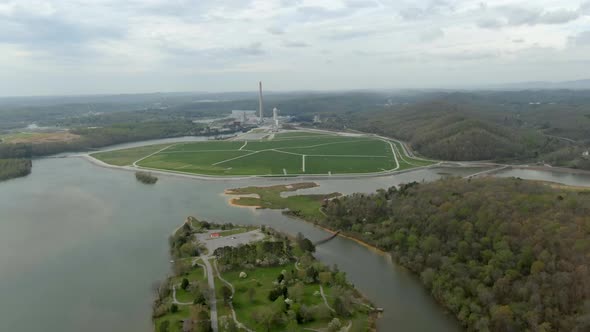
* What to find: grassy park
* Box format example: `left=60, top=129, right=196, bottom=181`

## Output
left=153, top=217, right=376, bottom=332
left=91, top=130, right=436, bottom=176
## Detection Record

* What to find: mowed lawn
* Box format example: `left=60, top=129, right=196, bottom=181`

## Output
left=305, top=155, right=396, bottom=174
left=218, top=264, right=334, bottom=331
left=279, top=138, right=390, bottom=156
left=91, top=143, right=171, bottom=166
left=137, top=150, right=252, bottom=175
left=89, top=131, right=434, bottom=176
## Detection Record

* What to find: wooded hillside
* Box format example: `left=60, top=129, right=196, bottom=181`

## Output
left=331, top=101, right=568, bottom=161
left=321, top=178, right=590, bottom=331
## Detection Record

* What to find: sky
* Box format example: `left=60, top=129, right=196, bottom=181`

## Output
left=0, top=0, right=589, bottom=96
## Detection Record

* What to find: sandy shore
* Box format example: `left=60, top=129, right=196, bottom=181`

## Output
left=222, top=191, right=262, bottom=209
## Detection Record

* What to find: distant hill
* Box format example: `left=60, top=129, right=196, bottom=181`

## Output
left=485, top=79, right=590, bottom=90
left=351, top=101, right=563, bottom=161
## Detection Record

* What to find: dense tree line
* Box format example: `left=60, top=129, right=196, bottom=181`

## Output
left=320, top=178, right=590, bottom=331
left=0, top=143, right=32, bottom=158
left=214, top=239, right=292, bottom=270
left=0, top=143, right=33, bottom=182
left=0, top=159, right=32, bottom=181
left=30, top=121, right=206, bottom=156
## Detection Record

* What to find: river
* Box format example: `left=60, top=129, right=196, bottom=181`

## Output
left=2, top=143, right=590, bottom=332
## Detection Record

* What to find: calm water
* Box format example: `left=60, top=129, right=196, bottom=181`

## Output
left=2, top=152, right=589, bottom=331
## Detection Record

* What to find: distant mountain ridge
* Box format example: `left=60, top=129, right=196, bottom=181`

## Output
left=485, top=79, right=590, bottom=90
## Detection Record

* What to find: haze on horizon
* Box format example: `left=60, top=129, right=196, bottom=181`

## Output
left=1, top=0, right=590, bottom=97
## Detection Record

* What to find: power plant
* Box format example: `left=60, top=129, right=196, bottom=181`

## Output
left=257, top=81, right=285, bottom=131
left=272, top=107, right=279, bottom=131
left=258, top=81, right=264, bottom=124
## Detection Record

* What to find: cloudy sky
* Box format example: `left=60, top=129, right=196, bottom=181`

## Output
left=0, top=0, right=589, bottom=96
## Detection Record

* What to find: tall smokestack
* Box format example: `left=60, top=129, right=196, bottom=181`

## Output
left=258, top=81, right=264, bottom=123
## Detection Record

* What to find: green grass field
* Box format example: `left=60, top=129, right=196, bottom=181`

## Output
left=91, top=130, right=437, bottom=176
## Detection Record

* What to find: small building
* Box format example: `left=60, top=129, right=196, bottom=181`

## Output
left=210, top=233, right=221, bottom=239
left=583, top=150, right=589, bottom=157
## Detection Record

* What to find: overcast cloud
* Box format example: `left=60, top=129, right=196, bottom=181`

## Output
left=0, top=0, right=589, bottom=96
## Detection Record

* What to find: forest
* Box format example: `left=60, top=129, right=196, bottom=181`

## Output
left=293, top=90, right=590, bottom=166
left=0, top=159, right=32, bottom=182
left=319, top=178, right=590, bottom=332
left=0, top=143, right=33, bottom=181
left=343, top=101, right=568, bottom=162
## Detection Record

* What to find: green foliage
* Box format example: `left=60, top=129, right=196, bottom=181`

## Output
left=158, top=320, right=170, bottom=332
left=135, top=171, right=158, bottom=184
left=0, top=143, right=33, bottom=182
left=321, top=177, right=590, bottom=331
left=0, top=158, right=32, bottom=182
left=296, top=232, right=316, bottom=253
left=181, top=278, right=189, bottom=291
left=169, top=224, right=199, bottom=259
left=169, top=303, right=178, bottom=313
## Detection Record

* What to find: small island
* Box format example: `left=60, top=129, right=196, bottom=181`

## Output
left=135, top=171, right=158, bottom=184
left=153, top=216, right=377, bottom=332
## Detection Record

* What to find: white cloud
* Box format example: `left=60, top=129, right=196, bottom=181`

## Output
left=0, top=0, right=588, bottom=95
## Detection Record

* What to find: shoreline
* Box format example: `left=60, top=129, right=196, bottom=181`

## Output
left=222, top=190, right=263, bottom=209
left=284, top=213, right=393, bottom=259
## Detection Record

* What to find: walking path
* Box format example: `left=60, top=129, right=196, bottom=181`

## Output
left=319, top=285, right=336, bottom=313
left=212, top=260, right=254, bottom=332
left=172, top=284, right=194, bottom=305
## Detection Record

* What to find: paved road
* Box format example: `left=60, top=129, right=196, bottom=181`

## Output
left=201, top=256, right=219, bottom=332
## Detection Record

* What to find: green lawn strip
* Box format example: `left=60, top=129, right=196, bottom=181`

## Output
left=274, top=131, right=331, bottom=138
left=221, top=150, right=303, bottom=175
left=305, top=155, right=397, bottom=174
left=218, top=227, right=257, bottom=237
left=165, top=141, right=245, bottom=152
left=154, top=304, right=192, bottom=332
left=138, top=150, right=251, bottom=175
left=245, top=136, right=362, bottom=151
left=91, top=143, right=171, bottom=166
left=279, top=138, right=389, bottom=156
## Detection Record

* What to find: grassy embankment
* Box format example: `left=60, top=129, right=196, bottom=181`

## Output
left=91, top=131, right=430, bottom=176
left=91, top=143, right=171, bottom=166
left=226, top=182, right=339, bottom=221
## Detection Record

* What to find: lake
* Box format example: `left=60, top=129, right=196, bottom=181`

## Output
left=1, top=149, right=589, bottom=331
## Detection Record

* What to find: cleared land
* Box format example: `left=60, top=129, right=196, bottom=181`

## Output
left=0, top=131, right=81, bottom=144
left=92, top=131, right=436, bottom=176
